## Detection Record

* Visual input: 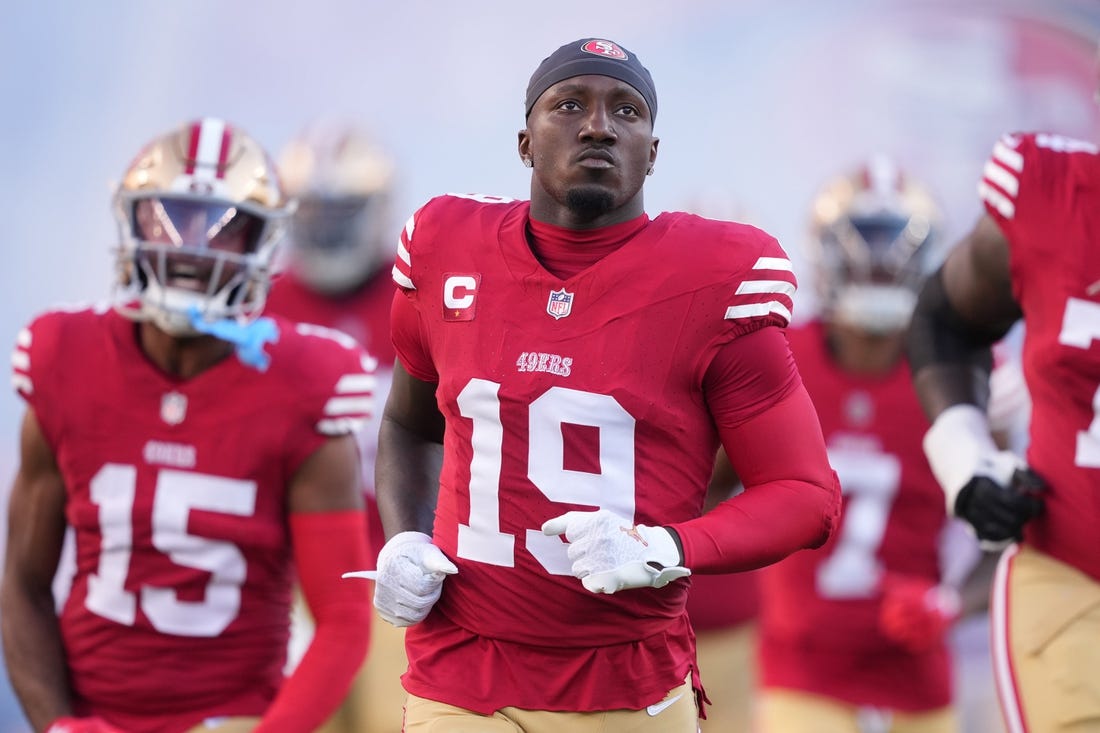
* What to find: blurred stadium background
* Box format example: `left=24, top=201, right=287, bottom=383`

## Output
left=0, top=1, right=1097, bottom=729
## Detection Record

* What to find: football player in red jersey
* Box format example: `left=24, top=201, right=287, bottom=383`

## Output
left=344, top=38, right=841, bottom=732
left=266, top=121, right=406, bottom=733
left=0, top=118, right=375, bottom=733
left=908, top=127, right=1100, bottom=731
left=755, top=158, right=986, bottom=733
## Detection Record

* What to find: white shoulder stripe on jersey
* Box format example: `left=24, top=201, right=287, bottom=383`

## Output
left=336, top=373, right=377, bottom=393
left=11, top=349, right=29, bottom=371
left=992, top=140, right=1024, bottom=173
left=735, top=279, right=796, bottom=298
left=324, top=396, right=374, bottom=416
left=392, top=265, right=415, bottom=290
left=397, top=238, right=411, bottom=266
left=16, top=329, right=31, bottom=348
left=753, top=256, right=792, bottom=271
left=10, top=374, right=31, bottom=395
left=404, top=214, right=416, bottom=242
left=983, top=160, right=1019, bottom=197
left=725, top=301, right=792, bottom=323
left=978, top=181, right=1016, bottom=219
left=317, top=417, right=367, bottom=435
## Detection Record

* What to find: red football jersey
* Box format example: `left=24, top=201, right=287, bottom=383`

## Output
left=757, top=321, right=951, bottom=711
left=685, top=570, right=760, bottom=631
left=391, top=194, right=799, bottom=713
left=979, top=132, right=1100, bottom=583
left=266, top=270, right=395, bottom=557
left=11, top=306, right=374, bottom=732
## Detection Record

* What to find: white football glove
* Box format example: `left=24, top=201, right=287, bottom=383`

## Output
left=343, top=531, right=457, bottom=627
left=541, top=509, right=690, bottom=594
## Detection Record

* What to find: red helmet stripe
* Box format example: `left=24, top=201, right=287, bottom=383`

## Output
left=184, top=121, right=203, bottom=175
left=186, top=118, right=229, bottom=183
left=216, top=124, right=233, bottom=179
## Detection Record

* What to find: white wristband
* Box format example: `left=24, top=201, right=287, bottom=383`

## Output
left=922, top=404, right=999, bottom=511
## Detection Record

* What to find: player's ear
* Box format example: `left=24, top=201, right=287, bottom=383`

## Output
left=518, top=130, right=532, bottom=167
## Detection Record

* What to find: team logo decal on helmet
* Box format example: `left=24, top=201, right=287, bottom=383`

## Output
left=581, top=40, right=628, bottom=60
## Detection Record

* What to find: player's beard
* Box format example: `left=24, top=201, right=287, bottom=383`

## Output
left=565, top=186, right=615, bottom=220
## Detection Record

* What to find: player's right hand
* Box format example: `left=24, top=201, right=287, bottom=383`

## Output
left=46, top=716, right=126, bottom=733
left=878, top=574, right=960, bottom=652
left=954, top=467, right=1044, bottom=546
left=922, top=403, right=1043, bottom=546
left=351, top=531, right=457, bottom=627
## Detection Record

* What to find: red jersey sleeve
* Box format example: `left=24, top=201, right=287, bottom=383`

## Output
left=390, top=289, right=438, bottom=383
left=670, top=327, right=841, bottom=572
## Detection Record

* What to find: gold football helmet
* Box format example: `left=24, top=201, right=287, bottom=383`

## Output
left=112, top=117, right=292, bottom=335
left=806, top=155, right=940, bottom=334
left=278, top=121, right=395, bottom=295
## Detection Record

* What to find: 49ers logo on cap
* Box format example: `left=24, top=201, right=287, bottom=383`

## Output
left=581, top=40, right=628, bottom=60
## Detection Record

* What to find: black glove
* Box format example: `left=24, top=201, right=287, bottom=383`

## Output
left=953, top=468, right=1044, bottom=543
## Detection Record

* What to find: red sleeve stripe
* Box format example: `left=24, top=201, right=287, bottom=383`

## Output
left=978, top=135, right=1025, bottom=220
left=992, top=136, right=1024, bottom=172
left=392, top=215, right=416, bottom=290
left=982, top=159, right=1019, bottom=197
left=978, top=181, right=1016, bottom=219
left=11, top=328, right=32, bottom=396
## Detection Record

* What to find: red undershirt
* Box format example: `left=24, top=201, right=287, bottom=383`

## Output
left=526, top=214, right=650, bottom=279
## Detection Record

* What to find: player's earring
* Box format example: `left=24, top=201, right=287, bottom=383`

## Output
left=523, top=157, right=533, bottom=168
left=646, top=166, right=654, bottom=176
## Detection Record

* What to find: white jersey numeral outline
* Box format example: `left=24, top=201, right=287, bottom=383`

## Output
left=85, top=464, right=257, bottom=637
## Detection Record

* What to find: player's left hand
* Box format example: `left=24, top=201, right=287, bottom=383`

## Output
left=541, top=509, right=690, bottom=594
left=878, top=574, right=960, bottom=652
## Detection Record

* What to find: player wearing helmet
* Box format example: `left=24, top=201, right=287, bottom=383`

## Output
left=1, top=118, right=375, bottom=733
left=265, top=121, right=405, bottom=733
left=754, top=157, right=982, bottom=733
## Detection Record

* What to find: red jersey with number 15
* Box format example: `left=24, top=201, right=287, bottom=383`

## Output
left=979, top=132, right=1100, bottom=582
left=390, top=193, right=801, bottom=714
left=10, top=306, right=374, bottom=733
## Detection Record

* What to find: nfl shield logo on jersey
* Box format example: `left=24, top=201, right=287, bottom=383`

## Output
left=160, top=391, right=188, bottom=426
left=546, top=288, right=574, bottom=320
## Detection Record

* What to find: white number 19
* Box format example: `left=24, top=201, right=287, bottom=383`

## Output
left=455, top=380, right=636, bottom=574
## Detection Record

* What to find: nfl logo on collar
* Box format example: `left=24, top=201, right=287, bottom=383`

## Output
left=546, top=288, right=574, bottom=319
